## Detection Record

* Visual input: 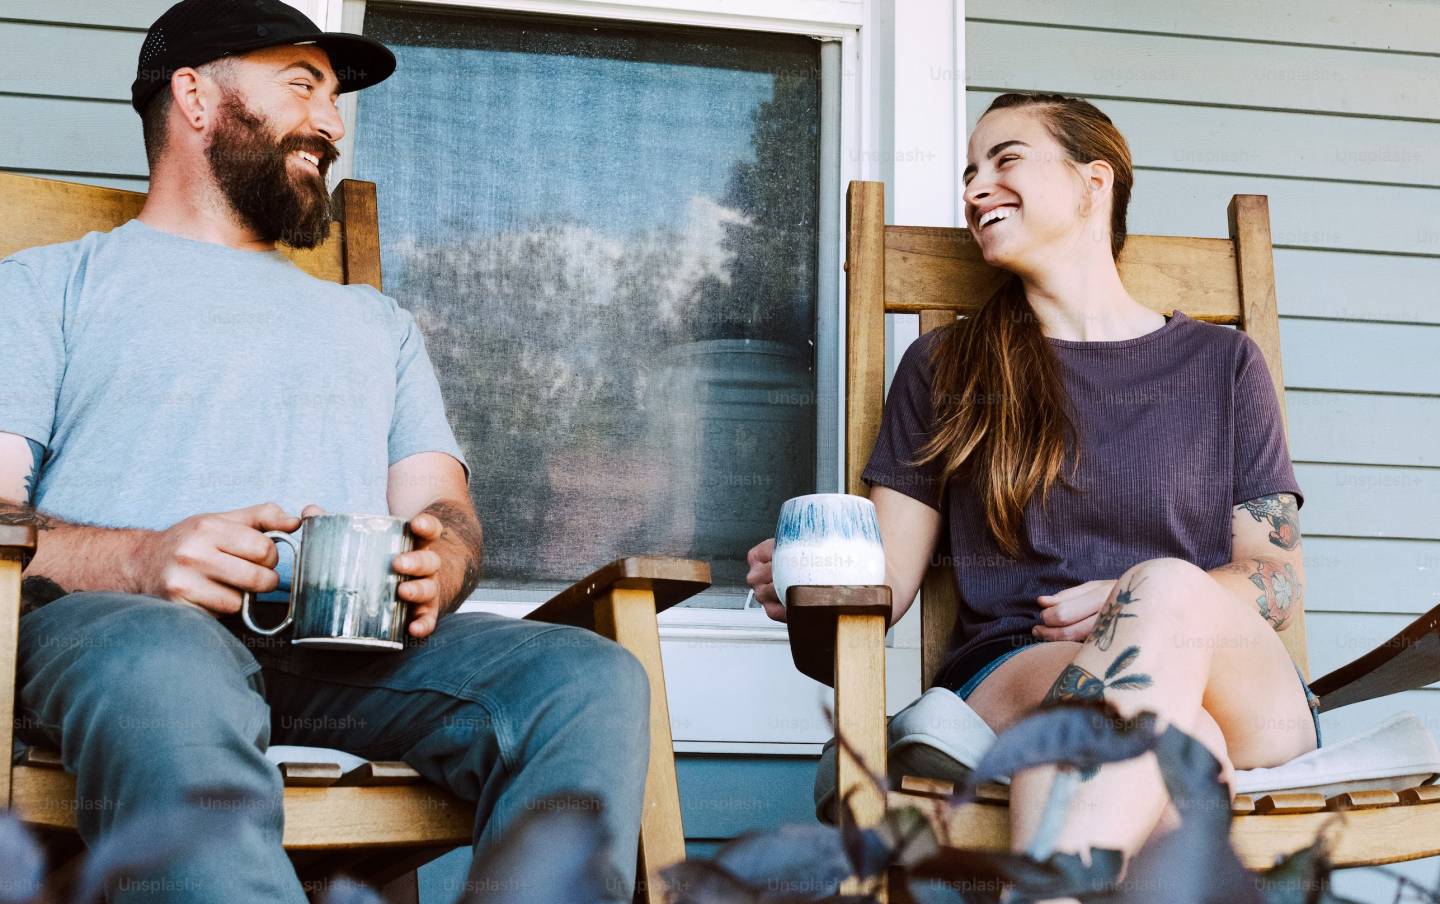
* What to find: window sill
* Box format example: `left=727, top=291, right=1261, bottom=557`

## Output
left=459, top=594, right=791, bottom=643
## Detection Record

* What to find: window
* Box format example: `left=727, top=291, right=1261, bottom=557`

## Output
left=355, top=5, right=830, bottom=604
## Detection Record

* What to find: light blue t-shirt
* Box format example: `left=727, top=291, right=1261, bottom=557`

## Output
left=0, top=218, right=470, bottom=594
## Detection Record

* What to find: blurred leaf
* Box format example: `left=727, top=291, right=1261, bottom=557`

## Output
left=878, top=806, right=940, bottom=871
left=1254, top=838, right=1331, bottom=904
left=662, top=854, right=875, bottom=904
left=0, top=809, right=45, bottom=904
left=661, top=859, right=765, bottom=903
left=965, top=700, right=1159, bottom=790
left=903, top=877, right=974, bottom=904
left=1086, top=724, right=1259, bottom=904
left=910, top=847, right=1123, bottom=903
left=318, top=876, right=385, bottom=904
left=459, top=793, right=611, bottom=903
left=837, top=792, right=893, bottom=882
left=711, top=823, right=853, bottom=896
left=71, top=785, right=266, bottom=904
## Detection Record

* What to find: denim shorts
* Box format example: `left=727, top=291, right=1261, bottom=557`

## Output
left=954, top=642, right=1322, bottom=749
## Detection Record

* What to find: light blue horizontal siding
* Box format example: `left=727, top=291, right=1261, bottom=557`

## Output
left=967, top=90, right=1440, bottom=187
left=1274, top=250, right=1440, bottom=325
left=1281, top=320, right=1440, bottom=394
left=0, top=16, right=149, bottom=190
left=968, top=20, right=1440, bottom=120
left=3, top=0, right=172, bottom=29
left=1287, top=390, right=1439, bottom=467
left=1305, top=537, right=1440, bottom=615
left=967, top=0, right=1440, bottom=55
left=0, top=21, right=141, bottom=102
left=0, top=95, right=146, bottom=175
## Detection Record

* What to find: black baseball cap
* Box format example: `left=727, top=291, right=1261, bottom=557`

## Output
left=131, top=0, right=396, bottom=115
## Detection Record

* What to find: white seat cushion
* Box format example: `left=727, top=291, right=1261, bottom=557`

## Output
left=264, top=744, right=370, bottom=772
left=1233, top=711, right=1440, bottom=797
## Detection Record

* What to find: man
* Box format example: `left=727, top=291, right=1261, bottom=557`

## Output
left=0, top=1, right=651, bottom=900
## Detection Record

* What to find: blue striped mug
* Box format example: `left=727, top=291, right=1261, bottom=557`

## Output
left=771, top=493, right=886, bottom=607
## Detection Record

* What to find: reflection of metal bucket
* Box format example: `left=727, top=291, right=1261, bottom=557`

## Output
left=653, top=340, right=815, bottom=582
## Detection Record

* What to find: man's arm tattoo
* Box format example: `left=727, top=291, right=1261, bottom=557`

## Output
left=0, top=500, right=55, bottom=530
left=22, top=438, right=44, bottom=502
left=420, top=499, right=483, bottom=616
left=0, top=496, right=68, bottom=614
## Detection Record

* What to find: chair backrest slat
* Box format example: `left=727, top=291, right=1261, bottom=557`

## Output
left=0, top=172, right=380, bottom=290
left=843, top=180, right=1308, bottom=688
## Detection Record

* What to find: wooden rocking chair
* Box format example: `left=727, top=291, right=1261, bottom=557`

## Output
left=0, top=172, right=703, bottom=904
left=787, top=179, right=1440, bottom=899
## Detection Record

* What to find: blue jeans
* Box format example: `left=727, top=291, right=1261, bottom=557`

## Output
left=13, top=592, right=651, bottom=903
left=955, top=640, right=1322, bottom=749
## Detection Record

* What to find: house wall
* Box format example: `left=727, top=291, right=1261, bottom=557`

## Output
left=0, top=1, right=166, bottom=189
left=965, top=1, right=1440, bottom=897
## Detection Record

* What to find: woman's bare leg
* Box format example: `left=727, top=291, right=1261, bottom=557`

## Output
left=967, top=557, right=1287, bottom=903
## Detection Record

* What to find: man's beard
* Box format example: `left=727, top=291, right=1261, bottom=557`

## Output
left=205, top=90, right=340, bottom=250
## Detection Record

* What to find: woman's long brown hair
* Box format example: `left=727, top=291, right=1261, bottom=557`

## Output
left=911, top=93, right=1135, bottom=560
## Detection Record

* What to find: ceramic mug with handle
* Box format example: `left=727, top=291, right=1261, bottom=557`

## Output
left=240, top=512, right=414, bottom=651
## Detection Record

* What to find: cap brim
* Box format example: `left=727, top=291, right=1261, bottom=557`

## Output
left=307, top=32, right=396, bottom=93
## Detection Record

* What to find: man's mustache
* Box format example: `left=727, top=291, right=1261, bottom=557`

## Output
left=277, top=135, right=341, bottom=175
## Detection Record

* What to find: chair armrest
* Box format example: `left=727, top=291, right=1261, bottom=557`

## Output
left=785, top=585, right=892, bottom=687
left=1308, top=601, right=1440, bottom=712
left=524, top=555, right=710, bottom=631
left=0, top=525, right=36, bottom=570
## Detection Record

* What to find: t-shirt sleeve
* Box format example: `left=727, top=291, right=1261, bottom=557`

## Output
left=0, top=258, right=63, bottom=449
left=1232, top=332, right=1303, bottom=510
left=861, top=332, right=944, bottom=511
left=388, top=302, right=472, bottom=487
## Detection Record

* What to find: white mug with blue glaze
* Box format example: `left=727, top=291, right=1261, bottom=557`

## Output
left=769, top=493, right=886, bottom=607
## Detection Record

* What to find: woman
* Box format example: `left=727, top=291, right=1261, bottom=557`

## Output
left=746, top=92, right=1319, bottom=895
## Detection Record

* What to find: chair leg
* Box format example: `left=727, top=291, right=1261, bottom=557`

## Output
left=595, top=587, right=686, bottom=902
left=377, top=869, right=420, bottom=904
left=32, top=827, right=87, bottom=904
left=294, top=845, right=452, bottom=900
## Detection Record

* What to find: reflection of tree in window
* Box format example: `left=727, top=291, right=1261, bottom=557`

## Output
left=356, top=11, right=820, bottom=596
left=676, top=69, right=818, bottom=344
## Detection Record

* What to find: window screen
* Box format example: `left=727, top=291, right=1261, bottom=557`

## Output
left=355, top=6, right=822, bottom=603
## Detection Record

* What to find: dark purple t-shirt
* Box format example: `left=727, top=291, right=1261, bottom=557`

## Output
left=861, top=310, right=1305, bottom=691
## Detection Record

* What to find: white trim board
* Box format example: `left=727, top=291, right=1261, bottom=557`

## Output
left=309, top=0, right=863, bottom=34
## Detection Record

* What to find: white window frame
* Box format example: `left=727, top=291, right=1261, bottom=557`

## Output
left=283, top=0, right=966, bottom=751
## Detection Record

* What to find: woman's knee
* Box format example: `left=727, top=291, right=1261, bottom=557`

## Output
left=1115, top=557, right=1229, bottom=633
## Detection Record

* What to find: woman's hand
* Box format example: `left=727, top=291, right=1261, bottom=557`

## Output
left=1032, top=579, right=1118, bottom=642
left=745, top=538, right=786, bottom=623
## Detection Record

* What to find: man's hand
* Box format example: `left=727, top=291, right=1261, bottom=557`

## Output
left=135, top=502, right=302, bottom=616
left=1032, top=579, right=1119, bottom=643
left=300, top=504, right=447, bottom=639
